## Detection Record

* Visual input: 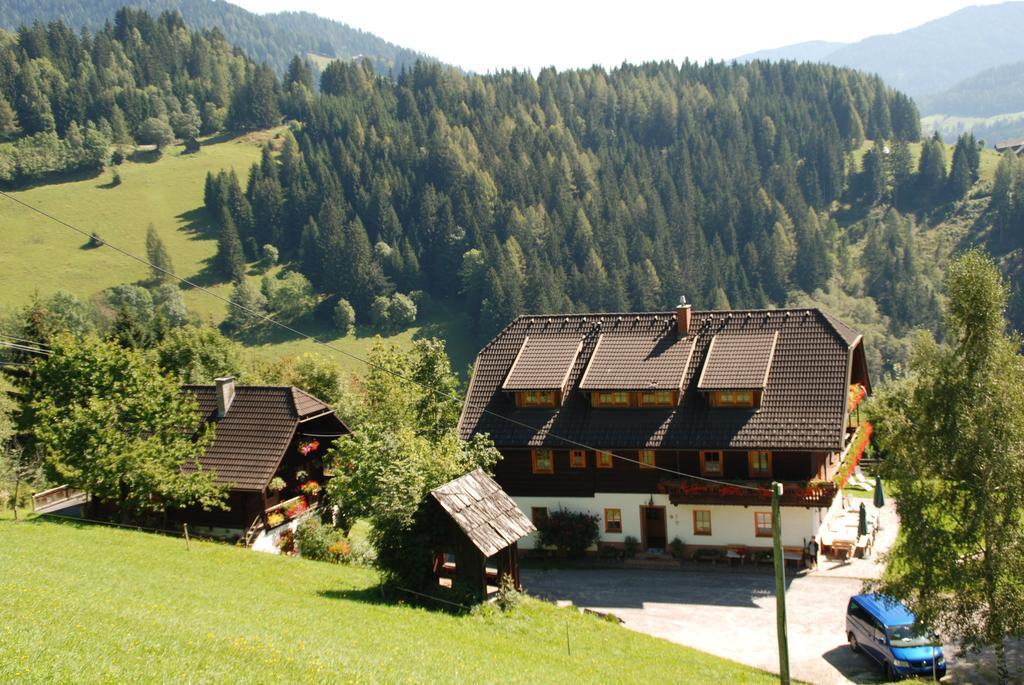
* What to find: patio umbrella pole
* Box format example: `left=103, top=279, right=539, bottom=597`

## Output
left=771, top=482, right=791, bottom=684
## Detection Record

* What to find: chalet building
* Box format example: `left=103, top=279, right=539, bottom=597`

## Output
left=458, top=304, right=871, bottom=554
left=994, top=139, right=1024, bottom=156
left=176, top=377, right=349, bottom=540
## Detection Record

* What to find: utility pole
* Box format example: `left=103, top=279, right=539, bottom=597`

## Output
left=772, top=481, right=791, bottom=684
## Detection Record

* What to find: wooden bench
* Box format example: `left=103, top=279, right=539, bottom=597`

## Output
left=692, top=548, right=724, bottom=564
left=783, top=546, right=805, bottom=569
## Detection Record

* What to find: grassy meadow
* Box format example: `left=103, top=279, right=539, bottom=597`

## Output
left=0, top=518, right=782, bottom=684
left=0, top=131, right=475, bottom=375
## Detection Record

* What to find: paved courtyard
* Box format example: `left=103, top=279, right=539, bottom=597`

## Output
left=522, top=564, right=1020, bottom=684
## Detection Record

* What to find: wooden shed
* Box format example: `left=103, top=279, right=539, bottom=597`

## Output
left=429, top=468, right=536, bottom=601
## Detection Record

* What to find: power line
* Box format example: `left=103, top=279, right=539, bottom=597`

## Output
left=0, top=189, right=770, bottom=493
left=0, top=333, right=52, bottom=350
left=0, top=341, right=51, bottom=356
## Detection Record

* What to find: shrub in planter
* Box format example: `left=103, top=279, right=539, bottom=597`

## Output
left=277, top=529, right=296, bottom=555
left=536, top=507, right=600, bottom=558
left=623, top=535, right=640, bottom=559
left=268, top=477, right=286, bottom=493
left=300, top=480, right=320, bottom=498
left=669, top=537, right=685, bottom=559
left=283, top=497, right=307, bottom=520
left=266, top=511, right=284, bottom=528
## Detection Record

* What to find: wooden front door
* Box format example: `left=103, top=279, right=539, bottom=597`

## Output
left=640, top=505, right=667, bottom=551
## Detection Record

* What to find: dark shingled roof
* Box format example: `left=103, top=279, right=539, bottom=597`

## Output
left=183, top=385, right=339, bottom=491
left=697, top=331, right=778, bottom=390
left=502, top=336, right=583, bottom=392
left=579, top=332, right=695, bottom=391
left=430, top=469, right=536, bottom=557
left=459, top=309, right=864, bottom=451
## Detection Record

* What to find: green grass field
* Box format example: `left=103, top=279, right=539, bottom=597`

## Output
left=0, top=132, right=476, bottom=374
left=850, top=138, right=1002, bottom=184
left=0, top=518, right=780, bottom=684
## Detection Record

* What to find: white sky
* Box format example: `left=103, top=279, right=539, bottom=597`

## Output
left=229, top=0, right=1009, bottom=73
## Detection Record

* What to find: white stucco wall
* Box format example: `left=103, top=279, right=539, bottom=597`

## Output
left=514, top=492, right=823, bottom=550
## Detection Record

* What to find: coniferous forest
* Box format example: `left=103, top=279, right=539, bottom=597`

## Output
left=0, top=9, right=277, bottom=182
left=204, top=58, right=921, bottom=344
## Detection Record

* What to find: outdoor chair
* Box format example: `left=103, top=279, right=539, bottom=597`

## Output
left=725, top=545, right=749, bottom=566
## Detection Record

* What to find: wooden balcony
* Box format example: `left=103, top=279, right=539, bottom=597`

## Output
left=658, top=479, right=838, bottom=508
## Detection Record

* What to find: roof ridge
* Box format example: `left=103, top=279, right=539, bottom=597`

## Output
left=814, top=308, right=861, bottom=348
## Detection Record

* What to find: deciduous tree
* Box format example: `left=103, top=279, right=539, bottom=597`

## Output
left=869, top=250, right=1024, bottom=684
left=29, top=336, right=227, bottom=523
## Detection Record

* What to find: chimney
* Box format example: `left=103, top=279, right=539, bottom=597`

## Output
left=675, top=297, right=692, bottom=337
left=215, top=376, right=236, bottom=418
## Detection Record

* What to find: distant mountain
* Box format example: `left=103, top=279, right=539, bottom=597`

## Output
left=0, top=0, right=433, bottom=75
left=918, top=60, right=1024, bottom=117
left=735, top=41, right=846, bottom=64
left=735, top=2, right=1024, bottom=99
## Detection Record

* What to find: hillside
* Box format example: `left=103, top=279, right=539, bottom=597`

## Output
left=737, top=2, right=1024, bottom=100
left=0, top=518, right=780, bottom=684
left=918, top=59, right=1024, bottom=118
left=0, top=130, right=476, bottom=374
left=737, top=40, right=845, bottom=64
left=204, top=60, right=918, bottom=358
left=0, top=0, right=431, bottom=76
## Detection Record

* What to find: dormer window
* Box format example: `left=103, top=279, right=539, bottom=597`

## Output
left=593, top=391, right=630, bottom=407
left=578, top=332, right=695, bottom=410
left=502, top=336, right=583, bottom=409
left=697, top=332, right=778, bottom=410
left=639, top=390, right=675, bottom=407
left=710, top=390, right=755, bottom=408
left=518, top=391, right=557, bottom=408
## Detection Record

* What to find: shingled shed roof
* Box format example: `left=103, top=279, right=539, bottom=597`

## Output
left=430, top=469, right=536, bottom=558
left=502, top=336, right=583, bottom=391
left=458, top=308, right=865, bottom=451
left=580, top=331, right=696, bottom=391
left=697, top=331, right=778, bottom=390
left=183, top=385, right=343, bottom=491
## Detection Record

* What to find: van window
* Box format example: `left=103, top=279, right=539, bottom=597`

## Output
left=888, top=623, right=933, bottom=648
left=872, top=619, right=886, bottom=642
left=847, top=600, right=870, bottom=623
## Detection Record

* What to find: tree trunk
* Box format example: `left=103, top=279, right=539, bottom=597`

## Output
left=11, top=471, right=20, bottom=522
left=995, top=638, right=1009, bottom=685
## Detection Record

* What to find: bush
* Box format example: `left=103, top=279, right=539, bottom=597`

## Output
left=327, top=538, right=351, bottom=563
left=262, top=244, right=278, bottom=269
left=111, top=170, right=122, bottom=186
left=495, top=573, right=521, bottom=612
left=111, top=148, right=125, bottom=165
left=623, top=536, right=640, bottom=559
left=669, top=537, right=685, bottom=559
left=387, top=293, right=417, bottom=329
left=536, top=508, right=600, bottom=558
left=333, top=298, right=355, bottom=335
left=295, top=515, right=342, bottom=561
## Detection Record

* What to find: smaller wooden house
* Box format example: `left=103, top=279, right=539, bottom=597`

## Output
left=995, top=139, right=1024, bottom=156
left=428, top=469, right=536, bottom=601
left=176, top=377, right=349, bottom=540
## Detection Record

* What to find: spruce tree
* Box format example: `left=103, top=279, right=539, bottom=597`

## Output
left=216, top=208, right=246, bottom=282
left=145, top=224, right=174, bottom=282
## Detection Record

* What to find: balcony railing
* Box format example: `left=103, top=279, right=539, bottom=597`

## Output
left=657, top=479, right=838, bottom=508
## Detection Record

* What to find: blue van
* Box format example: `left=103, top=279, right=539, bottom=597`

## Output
left=847, top=594, right=946, bottom=680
